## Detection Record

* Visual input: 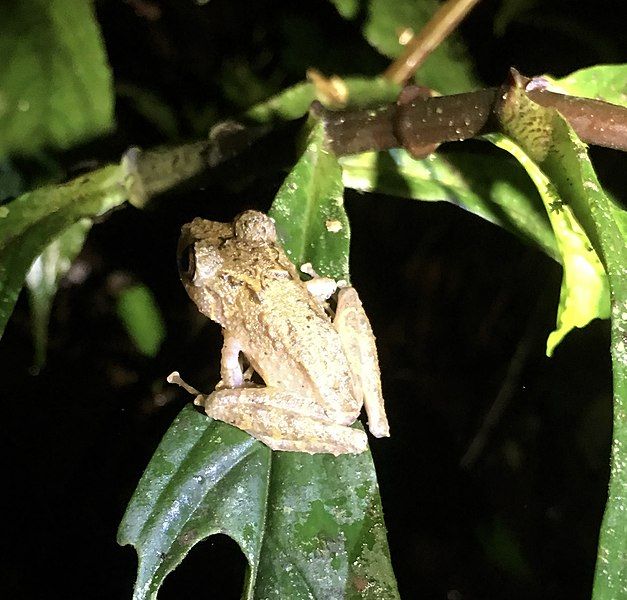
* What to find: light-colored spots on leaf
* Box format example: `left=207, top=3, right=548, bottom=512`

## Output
left=326, top=219, right=343, bottom=233
left=486, top=134, right=610, bottom=356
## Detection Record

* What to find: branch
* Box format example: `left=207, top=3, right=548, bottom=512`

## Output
left=121, top=75, right=626, bottom=206
left=526, top=88, right=627, bottom=152
left=121, top=121, right=270, bottom=207
left=318, top=83, right=627, bottom=157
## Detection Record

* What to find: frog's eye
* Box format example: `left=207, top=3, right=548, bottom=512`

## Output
left=178, top=243, right=196, bottom=281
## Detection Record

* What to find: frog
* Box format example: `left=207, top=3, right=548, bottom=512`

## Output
left=168, top=210, right=389, bottom=455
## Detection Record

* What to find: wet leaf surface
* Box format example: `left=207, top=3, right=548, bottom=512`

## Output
left=119, top=407, right=398, bottom=598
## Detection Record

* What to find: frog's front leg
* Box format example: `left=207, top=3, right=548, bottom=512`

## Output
left=304, top=276, right=337, bottom=302
left=220, top=331, right=245, bottom=388
left=195, top=387, right=368, bottom=455
left=334, top=287, right=390, bottom=438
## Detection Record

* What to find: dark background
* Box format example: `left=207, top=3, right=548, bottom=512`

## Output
left=1, top=0, right=625, bottom=598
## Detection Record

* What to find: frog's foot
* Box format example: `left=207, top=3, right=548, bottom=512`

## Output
left=198, top=387, right=368, bottom=455
left=304, top=276, right=337, bottom=303
left=167, top=371, right=201, bottom=395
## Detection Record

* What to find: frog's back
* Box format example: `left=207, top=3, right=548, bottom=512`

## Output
left=238, top=279, right=361, bottom=421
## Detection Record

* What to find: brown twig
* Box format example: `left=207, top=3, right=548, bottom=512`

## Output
left=383, top=0, right=483, bottom=84
left=122, top=120, right=270, bottom=206
left=526, top=89, right=627, bottom=152
left=318, top=86, right=627, bottom=157
left=125, top=76, right=627, bottom=205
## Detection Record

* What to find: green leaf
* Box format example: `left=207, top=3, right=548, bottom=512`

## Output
left=611, top=200, right=627, bottom=240
left=25, top=219, right=91, bottom=367
left=486, top=133, right=609, bottom=355
left=328, top=0, right=361, bottom=19
left=0, top=159, right=23, bottom=202
left=0, top=164, right=126, bottom=338
left=246, top=77, right=400, bottom=124
left=270, top=122, right=351, bottom=281
left=120, top=120, right=398, bottom=598
left=363, top=0, right=480, bottom=93
left=0, top=0, right=114, bottom=156
left=545, top=64, right=627, bottom=107
left=491, top=83, right=622, bottom=356
left=339, top=78, right=402, bottom=107
left=220, top=58, right=282, bottom=110
left=246, top=82, right=315, bottom=122
left=490, top=78, right=627, bottom=600
left=116, top=283, right=166, bottom=358
left=119, top=408, right=399, bottom=599
left=340, top=148, right=559, bottom=260
left=544, top=120, right=627, bottom=600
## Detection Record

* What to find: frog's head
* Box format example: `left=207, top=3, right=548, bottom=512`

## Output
left=177, top=211, right=278, bottom=324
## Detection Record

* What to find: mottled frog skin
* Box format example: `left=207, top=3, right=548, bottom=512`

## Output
left=169, top=210, right=389, bottom=455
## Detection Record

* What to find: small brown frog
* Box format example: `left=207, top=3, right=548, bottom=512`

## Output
left=169, top=210, right=389, bottom=455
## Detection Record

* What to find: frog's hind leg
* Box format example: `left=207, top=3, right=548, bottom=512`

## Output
left=334, top=287, right=390, bottom=438
left=197, top=387, right=368, bottom=455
